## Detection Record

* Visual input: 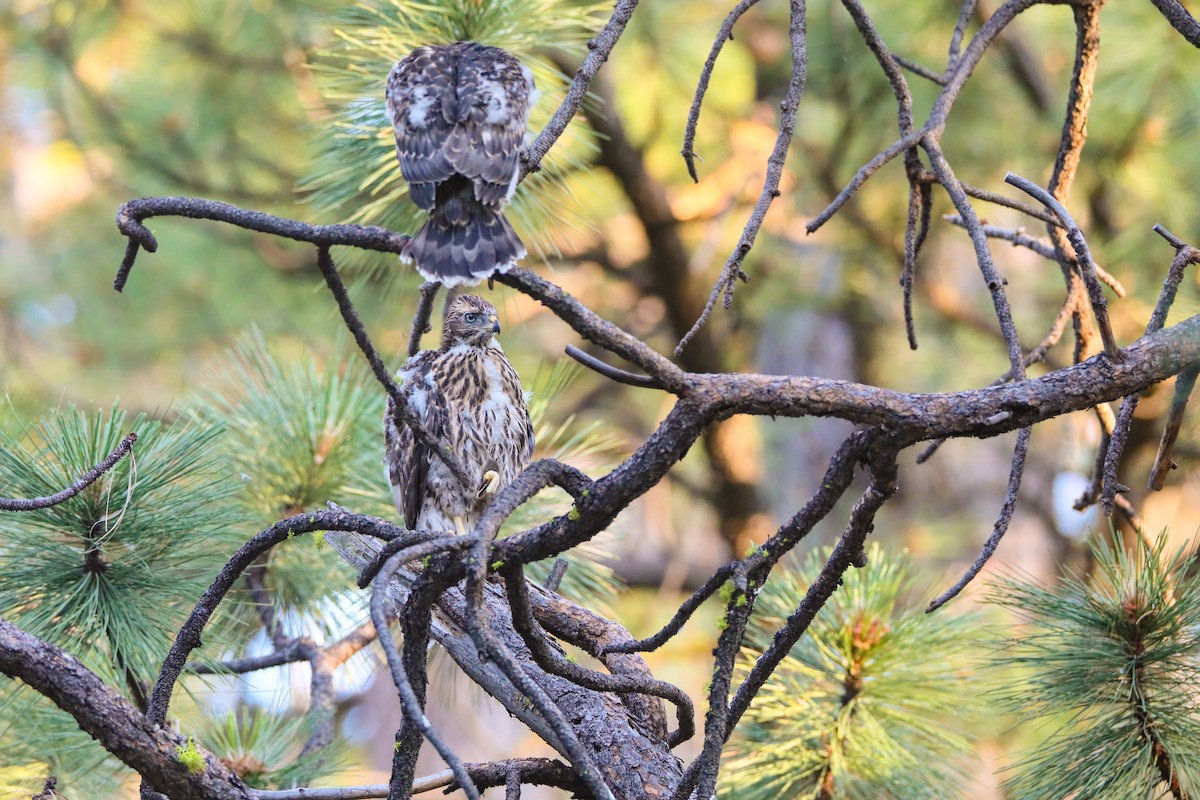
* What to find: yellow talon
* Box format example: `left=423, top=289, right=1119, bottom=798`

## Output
left=477, top=469, right=501, bottom=501
left=453, top=516, right=468, bottom=537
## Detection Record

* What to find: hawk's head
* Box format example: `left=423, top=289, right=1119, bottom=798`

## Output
left=442, top=294, right=501, bottom=348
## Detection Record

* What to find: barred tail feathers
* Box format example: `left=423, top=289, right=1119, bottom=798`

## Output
left=401, top=206, right=526, bottom=287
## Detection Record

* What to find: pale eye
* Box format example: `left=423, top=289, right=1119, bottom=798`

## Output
left=464, top=312, right=478, bottom=323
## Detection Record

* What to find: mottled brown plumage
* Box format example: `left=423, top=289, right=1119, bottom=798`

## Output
left=386, top=42, right=535, bottom=286
left=385, top=295, right=534, bottom=535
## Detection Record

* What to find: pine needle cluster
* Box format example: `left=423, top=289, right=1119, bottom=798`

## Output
left=0, top=402, right=247, bottom=794
left=193, top=331, right=390, bottom=623
left=722, top=545, right=986, bottom=800
left=197, top=707, right=346, bottom=789
left=989, top=533, right=1200, bottom=800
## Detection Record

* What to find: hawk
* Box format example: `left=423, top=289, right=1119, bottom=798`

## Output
left=386, top=42, right=536, bottom=287
left=385, top=294, right=535, bottom=536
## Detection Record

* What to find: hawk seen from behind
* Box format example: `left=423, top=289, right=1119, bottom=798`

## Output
left=386, top=42, right=535, bottom=286
left=385, top=294, right=534, bottom=536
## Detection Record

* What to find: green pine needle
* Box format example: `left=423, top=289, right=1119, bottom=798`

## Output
left=0, top=402, right=246, bottom=797
left=722, top=544, right=985, bottom=800
left=988, top=532, right=1200, bottom=800
left=194, top=707, right=346, bottom=789
left=192, top=329, right=390, bottom=618
left=0, top=402, right=244, bottom=688
left=0, top=680, right=124, bottom=798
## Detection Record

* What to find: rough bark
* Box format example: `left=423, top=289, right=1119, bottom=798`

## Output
left=0, top=619, right=252, bottom=800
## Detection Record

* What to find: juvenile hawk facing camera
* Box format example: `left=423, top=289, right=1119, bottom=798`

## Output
left=386, top=42, right=535, bottom=286
left=385, top=295, right=534, bottom=536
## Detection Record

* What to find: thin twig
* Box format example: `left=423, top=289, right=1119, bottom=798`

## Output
left=190, top=643, right=314, bottom=675
left=1004, top=172, right=1121, bottom=360
left=925, top=141, right=1026, bottom=376
left=315, top=246, right=471, bottom=487
left=891, top=54, right=947, bottom=85
left=946, top=216, right=1056, bottom=259
left=601, top=563, right=737, bottom=654
left=681, top=0, right=766, bottom=182
left=565, top=345, right=664, bottom=389
left=1100, top=234, right=1200, bottom=511
left=0, top=433, right=137, bottom=512
left=371, top=551, right=479, bottom=800
left=407, top=281, right=440, bottom=358
left=948, top=0, right=979, bottom=68
left=837, top=0, right=926, bottom=349
left=686, top=570, right=758, bottom=800
left=958, top=181, right=1061, bottom=227
left=927, top=426, right=1031, bottom=611
left=1149, top=366, right=1197, bottom=491
left=1154, top=223, right=1188, bottom=249
left=497, top=269, right=691, bottom=394
left=676, top=0, right=808, bottom=356
left=521, top=0, right=641, bottom=176
left=805, top=129, right=923, bottom=235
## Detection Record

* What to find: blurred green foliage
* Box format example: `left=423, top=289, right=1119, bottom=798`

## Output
left=989, top=533, right=1200, bottom=799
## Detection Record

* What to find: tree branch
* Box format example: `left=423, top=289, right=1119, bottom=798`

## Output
left=0, top=619, right=252, bottom=800
left=0, top=432, right=138, bottom=511
left=249, top=759, right=580, bottom=800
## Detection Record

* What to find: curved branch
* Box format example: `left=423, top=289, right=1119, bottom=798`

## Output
left=681, top=0, right=766, bottom=182
left=0, top=432, right=137, bottom=511
left=356, top=534, right=468, bottom=588
left=565, top=345, right=664, bottom=390
left=503, top=563, right=694, bottom=746
left=145, top=509, right=408, bottom=728
left=521, top=0, right=641, bottom=176
left=601, top=563, right=737, bottom=654
left=1004, top=172, right=1121, bottom=360
left=676, top=0, right=808, bottom=356
left=113, top=196, right=408, bottom=291
left=0, top=619, right=251, bottom=800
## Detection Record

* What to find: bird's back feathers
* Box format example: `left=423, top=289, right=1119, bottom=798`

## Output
left=387, top=42, right=533, bottom=287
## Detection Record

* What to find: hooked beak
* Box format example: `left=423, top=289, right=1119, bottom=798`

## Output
left=490, top=317, right=501, bottom=335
